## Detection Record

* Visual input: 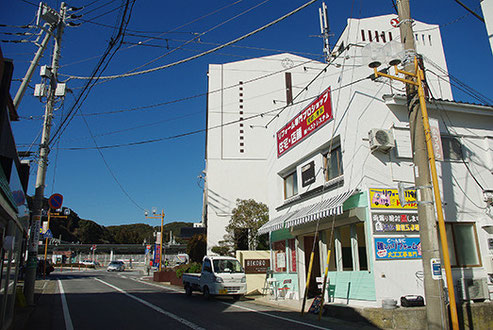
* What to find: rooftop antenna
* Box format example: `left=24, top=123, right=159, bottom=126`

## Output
left=319, top=2, right=331, bottom=63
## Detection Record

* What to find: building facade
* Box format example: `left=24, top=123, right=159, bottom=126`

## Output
left=203, top=14, right=493, bottom=306
left=0, top=48, right=30, bottom=330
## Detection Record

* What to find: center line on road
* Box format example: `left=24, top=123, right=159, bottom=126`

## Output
left=58, top=279, right=74, bottom=330
left=94, top=278, right=205, bottom=330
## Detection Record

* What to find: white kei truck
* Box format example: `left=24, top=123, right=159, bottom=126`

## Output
left=182, top=256, right=247, bottom=300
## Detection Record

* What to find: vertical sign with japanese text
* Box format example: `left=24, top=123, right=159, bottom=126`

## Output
left=277, top=88, right=333, bottom=157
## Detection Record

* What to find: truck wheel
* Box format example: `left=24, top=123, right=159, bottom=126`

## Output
left=232, top=295, right=241, bottom=301
left=203, top=286, right=210, bottom=300
left=185, top=284, right=192, bottom=297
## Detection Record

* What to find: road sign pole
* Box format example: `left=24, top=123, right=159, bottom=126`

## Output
left=43, top=210, right=51, bottom=280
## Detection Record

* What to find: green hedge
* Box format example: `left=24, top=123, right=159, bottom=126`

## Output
left=175, top=262, right=201, bottom=278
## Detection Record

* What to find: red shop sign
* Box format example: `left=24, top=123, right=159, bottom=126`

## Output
left=276, top=87, right=333, bottom=157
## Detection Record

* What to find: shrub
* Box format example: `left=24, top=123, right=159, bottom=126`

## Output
left=175, top=262, right=201, bottom=278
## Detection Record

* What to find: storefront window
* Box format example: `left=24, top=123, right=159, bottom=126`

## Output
left=288, top=239, right=296, bottom=272
left=273, top=240, right=287, bottom=272
left=339, top=226, right=353, bottom=271
left=445, top=222, right=481, bottom=267
left=356, top=223, right=368, bottom=271
left=333, top=223, right=368, bottom=272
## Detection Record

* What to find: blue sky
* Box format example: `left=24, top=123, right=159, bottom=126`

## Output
left=2, top=0, right=491, bottom=226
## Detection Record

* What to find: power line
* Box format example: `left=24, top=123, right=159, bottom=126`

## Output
left=96, top=0, right=273, bottom=79
left=49, top=0, right=136, bottom=146
left=61, top=0, right=319, bottom=80
left=67, top=58, right=319, bottom=117
left=55, top=76, right=369, bottom=151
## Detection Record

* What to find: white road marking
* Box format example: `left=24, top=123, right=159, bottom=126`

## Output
left=58, top=279, right=74, bottom=330
left=95, top=278, right=205, bottom=330
left=218, top=301, right=332, bottom=330
left=130, top=278, right=331, bottom=329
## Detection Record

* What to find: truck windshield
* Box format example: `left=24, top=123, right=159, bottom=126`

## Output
left=213, top=259, right=244, bottom=273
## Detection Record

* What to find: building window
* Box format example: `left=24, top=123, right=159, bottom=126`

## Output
left=273, top=240, right=287, bottom=272
left=442, top=136, right=463, bottom=161
left=284, top=170, right=298, bottom=199
left=445, top=222, right=481, bottom=267
left=288, top=239, right=297, bottom=272
left=324, top=146, right=343, bottom=181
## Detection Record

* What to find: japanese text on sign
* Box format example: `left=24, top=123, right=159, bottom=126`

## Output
left=372, top=212, right=419, bottom=234
left=277, top=88, right=332, bottom=157
left=369, top=188, right=417, bottom=209
left=375, top=237, right=421, bottom=260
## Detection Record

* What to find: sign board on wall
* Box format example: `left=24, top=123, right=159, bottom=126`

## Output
left=374, top=237, right=421, bottom=260
left=369, top=188, right=417, bottom=210
left=244, top=259, right=270, bottom=274
left=277, top=88, right=333, bottom=157
left=371, top=212, right=419, bottom=234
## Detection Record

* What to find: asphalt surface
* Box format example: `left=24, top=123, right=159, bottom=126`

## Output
left=22, top=269, right=377, bottom=330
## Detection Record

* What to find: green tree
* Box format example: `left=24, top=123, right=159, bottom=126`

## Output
left=221, top=199, right=269, bottom=252
left=187, top=234, right=206, bottom=262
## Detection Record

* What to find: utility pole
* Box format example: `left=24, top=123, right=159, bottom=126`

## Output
left=396, top=1, right=449, bottom=328
left=24, top=2, right=67, bottom=305
left=13, top=24, right=55, bottom=111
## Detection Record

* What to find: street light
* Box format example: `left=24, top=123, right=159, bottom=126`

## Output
left=145, top=208, right=165, bottom=272
left=362, top=42, right=459, bottom=329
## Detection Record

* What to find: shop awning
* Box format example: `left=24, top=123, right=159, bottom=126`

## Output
left=258, top=190, right=355, bottom=234
left=258, top=212, right=292, bottom=235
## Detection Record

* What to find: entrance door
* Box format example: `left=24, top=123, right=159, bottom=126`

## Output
left=303, top=235, right=321, bottom=298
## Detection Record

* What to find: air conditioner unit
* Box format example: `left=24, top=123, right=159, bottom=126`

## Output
left=457, top=278, right=488, bottom=301
left=369, top=128, right=395, bottom=153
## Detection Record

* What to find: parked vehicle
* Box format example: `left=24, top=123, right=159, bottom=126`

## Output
left=182, top=256, right=247, bottom=300
left=81, top=260, right=99, bottom=267
left=107, top=261, right=125, bottom=272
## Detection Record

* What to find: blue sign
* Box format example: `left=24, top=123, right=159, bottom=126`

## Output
left=48, top=193, right=63, bottom=209
left=375, top=237, right=421, bottom=260
left=44, top=229, right=53, bottom=239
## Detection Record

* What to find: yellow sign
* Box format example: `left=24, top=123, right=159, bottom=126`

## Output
left=369, top=188, right=417, bottom=209
left=307, top=105, right=324, bottom=125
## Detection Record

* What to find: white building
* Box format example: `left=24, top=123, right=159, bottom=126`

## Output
left=203, top=14, right=493, bottom=306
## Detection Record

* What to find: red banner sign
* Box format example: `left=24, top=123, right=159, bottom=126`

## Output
left=277, top=88, right=333, bottom=157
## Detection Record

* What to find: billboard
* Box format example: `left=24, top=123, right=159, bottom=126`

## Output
left=371, top=212, right=419, bottom=234
left=374, top=237, right=421, bottom=260
left=369, top=188, right=417, bottom=210
left=277, top=88, right=332, bottom=157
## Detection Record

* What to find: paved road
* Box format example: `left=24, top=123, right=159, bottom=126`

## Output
left=25, top=270, right=376, bottom=330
